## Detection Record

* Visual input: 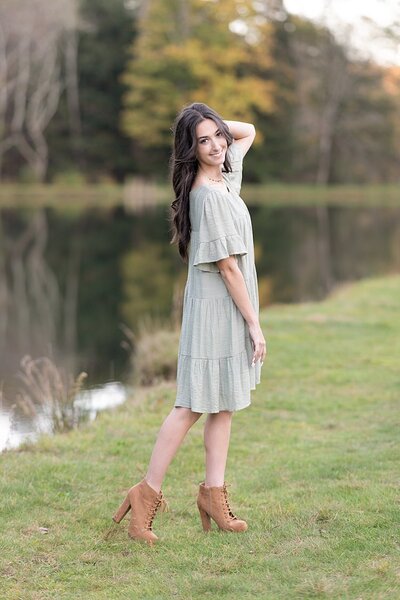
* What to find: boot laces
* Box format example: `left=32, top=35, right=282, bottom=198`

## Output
left=221, top=484, right=238, bottom=521
left=145, top=492, right=164, bottom=530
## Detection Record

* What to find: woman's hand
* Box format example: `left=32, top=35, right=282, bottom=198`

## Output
left=248, top=321, right=267, bottom=366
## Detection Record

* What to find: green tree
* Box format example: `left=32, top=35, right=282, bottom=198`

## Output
left=47, top=0, right=137, bottom=181
left=246, top=1, right=297, bottom=181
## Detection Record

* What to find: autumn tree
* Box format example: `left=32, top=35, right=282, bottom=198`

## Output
left=290, top=15, right=399, bottom=184
left=121, top=0, right=276, bottom=159
left=333, top=61, right=398, bottom=183
left=383, top=66, right=400, bottom=181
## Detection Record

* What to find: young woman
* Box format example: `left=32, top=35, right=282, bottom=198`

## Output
left=112, top=102, right=266, bottom=544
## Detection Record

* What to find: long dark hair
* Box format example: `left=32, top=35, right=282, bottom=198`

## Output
left=169, top=102, right=233, bottom=263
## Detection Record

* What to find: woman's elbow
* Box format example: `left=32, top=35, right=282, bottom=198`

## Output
left=216, top=255, right=240, bottom=277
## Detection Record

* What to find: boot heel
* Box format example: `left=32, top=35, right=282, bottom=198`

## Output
left=113, top=495, right=131, bottom=523
left=198, top=506, right=212, bottom=532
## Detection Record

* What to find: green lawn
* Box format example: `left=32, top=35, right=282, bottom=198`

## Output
left=1, top=275, right=399, bottom=599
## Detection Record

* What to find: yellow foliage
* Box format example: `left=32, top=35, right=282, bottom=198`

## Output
left=121, top=0, right=277, bottom=147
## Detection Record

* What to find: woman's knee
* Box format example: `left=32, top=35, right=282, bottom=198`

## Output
left=174, top=407, right=202, bottom=424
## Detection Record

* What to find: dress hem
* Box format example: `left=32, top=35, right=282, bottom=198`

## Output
left=174, top=400, right=251, bottom=414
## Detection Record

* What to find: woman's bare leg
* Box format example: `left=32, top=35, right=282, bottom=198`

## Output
left=204, top=411, right=233, bottom=487
left=145, top=407, right=202, bottom=492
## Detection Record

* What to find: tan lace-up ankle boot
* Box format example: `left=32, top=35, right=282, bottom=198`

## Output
left=197, top=482, right=248, bottom=532
left=112, top=479, right=165, bottom=544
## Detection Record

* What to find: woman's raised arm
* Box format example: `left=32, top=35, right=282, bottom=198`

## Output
left=223, top=120, right=256, bottom=157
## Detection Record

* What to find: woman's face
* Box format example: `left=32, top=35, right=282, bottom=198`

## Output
left=195, top=118, right=228, bottom=168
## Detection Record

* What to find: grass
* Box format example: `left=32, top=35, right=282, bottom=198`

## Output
left=1, top=275, right=400, bottom=599
left=0, top=182, right=399, bottom=211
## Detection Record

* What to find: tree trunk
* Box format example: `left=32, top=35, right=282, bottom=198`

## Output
left=65, top=27, right=82, bottom=166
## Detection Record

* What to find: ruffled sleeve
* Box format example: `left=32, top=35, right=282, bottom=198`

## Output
left=224, top=143, right=243, bottom=194
left=193, top=190, right=247, bottom=273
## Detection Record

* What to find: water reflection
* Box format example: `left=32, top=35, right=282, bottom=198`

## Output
left=252, top=205, right=400, bottom=303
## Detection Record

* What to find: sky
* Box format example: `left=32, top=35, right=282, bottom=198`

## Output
left=284, top=0, right=400, bottom=65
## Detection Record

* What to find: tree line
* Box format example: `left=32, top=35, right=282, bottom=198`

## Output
left=0, top=0, right=399, bottom=184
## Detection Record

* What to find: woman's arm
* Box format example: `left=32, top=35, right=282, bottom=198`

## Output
left=216, top=256, right=266, bottom=365
left=223, top=120, right=256, bottom=157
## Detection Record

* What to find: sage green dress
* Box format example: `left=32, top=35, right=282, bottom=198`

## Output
left=174, top=142, right=262, bottom=413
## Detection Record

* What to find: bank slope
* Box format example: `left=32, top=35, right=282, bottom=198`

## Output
left=1, top=275, right=399, bottom=600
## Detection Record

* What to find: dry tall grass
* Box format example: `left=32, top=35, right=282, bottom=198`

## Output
left=15, top=355, right=87, bottom=433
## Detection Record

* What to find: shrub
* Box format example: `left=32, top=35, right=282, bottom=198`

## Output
left=127, top=317, right=180, bottom=386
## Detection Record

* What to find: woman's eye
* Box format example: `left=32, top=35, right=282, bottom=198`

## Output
left=216, top=131, right=222, bottom=137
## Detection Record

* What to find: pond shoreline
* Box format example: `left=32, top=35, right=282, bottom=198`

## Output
left=0, top=182, right=399, bottom=210
left=0, top=381, right=129, bottom=454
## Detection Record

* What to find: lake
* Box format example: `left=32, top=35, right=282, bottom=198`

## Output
left=1, top=201, right=399, bottom=451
